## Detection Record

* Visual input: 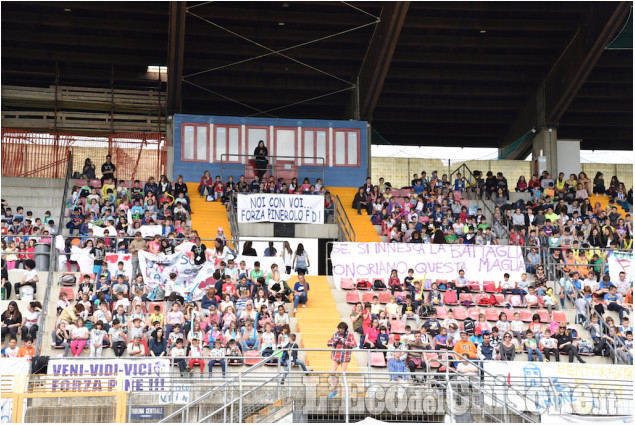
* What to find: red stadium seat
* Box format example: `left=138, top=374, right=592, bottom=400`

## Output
left=443, top=290, right=458, bottom=305
left=394, top=291, right=408, bottom=302
left=370, top=352, right=386, bottom=367
left=390, top=321, right=406, bottom=334
left=494, top=294, right=506, bottom=305
left=467, top=307, right=482, bottom=321
left=75, top=179, right=88, bottom=187
left=378, top=291, right=391, bottom=304
left=502, top=308, right=515, bottom=321
left=519, top=309, right=533, bottom=322
left=244, top=350, right=261, bottom=365
left=536, top=309, right=550, bottom=323
left=485, top=308, right=499, bottom=322
left=148, top=302, right=164, bottom=314
left=59, top=287, right=75, bottom=301
left=551, top=311, right=567, bottom=323
left=435, top=306, right=448, bottom=320
left=362, top=292, right=376, bottom=304
left=452, top=306, right=467, bottom=320
left=482, top=281, right=496, bottom=292
left=475, top=294, right=491, bottom=306
left=346, top=291, right=360, bottom=304
left=90, top=179, right=101, bottom=188
left=460, top=293, right=474, bottom=305
left=340, top=278, right=355, bottom=290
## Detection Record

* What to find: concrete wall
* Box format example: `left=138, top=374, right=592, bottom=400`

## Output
left=238, top=223, right=339, bottom=239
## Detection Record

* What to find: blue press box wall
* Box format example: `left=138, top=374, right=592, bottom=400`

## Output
left=173, top=114, right=369, bottom=187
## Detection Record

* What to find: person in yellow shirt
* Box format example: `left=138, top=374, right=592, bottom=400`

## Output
left=555, top=172, right=567, bottom=197
left=453, top=331, right=478, bottom=359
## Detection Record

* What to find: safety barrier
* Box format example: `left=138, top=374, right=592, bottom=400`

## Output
left=1, top=129, right=167, bottom=181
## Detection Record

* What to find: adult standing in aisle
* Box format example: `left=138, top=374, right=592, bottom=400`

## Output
left=101, top=154, right=116, bottom=186
left=254, top=140, right=268, bottom=180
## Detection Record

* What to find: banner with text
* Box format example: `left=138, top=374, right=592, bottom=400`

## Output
left=331, top=243, right=525, bottom=283
left=140, top=243, right=287, bottom=300
left=237, top=193, right=324, bottom=224
left=608, top=250, right=633, bottom=283
left=47, top=358, right=173, bottom=394
left=482, top=361, right=632, bottom=416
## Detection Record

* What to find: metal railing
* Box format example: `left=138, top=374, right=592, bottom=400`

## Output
left=450, top=162, right=510, bottom=241
left=334, top=195, right=356, bottom=242
left=227, top=194, right=240, bottom=250
left=545, top=251, right=632, bottom=364
left=33, top=152, right=73, bottom=357
left=119, top=348, right=544, bottom=423
left=157, top=349, right=287, bottom=423
left=219, top=153, right=325, bottom=184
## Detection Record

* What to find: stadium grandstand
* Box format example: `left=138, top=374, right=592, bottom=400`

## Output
left=1, top=1, right=633, bottom=424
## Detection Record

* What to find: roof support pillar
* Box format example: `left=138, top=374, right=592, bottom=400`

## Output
left=167, top=1, right=186, bottom=115
left=354, top=1, right=409, bottom=121
left=499, top=2, right=630, bottom=160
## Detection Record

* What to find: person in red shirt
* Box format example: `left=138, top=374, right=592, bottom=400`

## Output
left=17, top=337, right=35, bottom=361
left=221, top=276, right=237, bottom=300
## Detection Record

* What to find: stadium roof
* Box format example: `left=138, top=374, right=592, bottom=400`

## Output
left=1, top=1, right=632, bottom=153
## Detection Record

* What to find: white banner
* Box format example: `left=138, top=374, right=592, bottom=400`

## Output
left=482, top=361, right=633, bottom=416
left=139, top=243, right=288, bottom=300
left=139, top=249, right=199, bottom=289
left=47, top=358, right=172, bottom=394
left=105, top=253, right=133, bottom=280
left=608, top=251, right=633, bottom=283
left=55, top=235, right=93, bottom=273
left=331, top=243, right=526, bottom=283
left=87, top=224, right=117, bottom=238
left=237, top=193, right=324, bottom=224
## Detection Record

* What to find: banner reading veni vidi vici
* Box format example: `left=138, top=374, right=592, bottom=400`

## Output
left=237, top=193, right=324, bottom=224
left=331, top=242, right=526, bottom=282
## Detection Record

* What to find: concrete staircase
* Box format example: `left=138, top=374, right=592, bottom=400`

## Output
left=185, top=182, right=232, bottom=242
left=589, top=194, right=629, bottom=216
left=294, top=275, right=358, bottom=372
left=1, top=177, right=66, bottom=223
left=328, top=187, right=381, bottom=242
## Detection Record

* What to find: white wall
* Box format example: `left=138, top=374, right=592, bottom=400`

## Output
left=237, top=237, right=319, bottom=275
left=557, top=139, right=581, bottom=178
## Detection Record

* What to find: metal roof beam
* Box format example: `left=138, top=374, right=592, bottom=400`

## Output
left=167, top=1, right=186, bottom=115
left=499, top=1, right=631, bottom=159
left=356, top=1, right=409, bottom=121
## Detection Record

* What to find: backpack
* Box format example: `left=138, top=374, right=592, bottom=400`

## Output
left=443, top=290, right=457, bottom=305
left=549, top=321, right=560, bottom=335
left=147, top=285, right=165, bottom=302
left=373, top=279, right=387, bottom=290
left=59, top=274, right=77, bottom=286
left=420, top=304, right=435, bottom=318
left=578, top=340, right=593, bottom=354
left=357, top=280, right=372, bottom=290
left=463, top=318, right=476, bottom=335
left=371, top=214, right=382, bottom=225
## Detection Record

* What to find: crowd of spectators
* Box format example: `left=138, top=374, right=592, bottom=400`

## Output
left=345, top=267, right=632, bottom=374
left=354, top=170, right=632, bottom=250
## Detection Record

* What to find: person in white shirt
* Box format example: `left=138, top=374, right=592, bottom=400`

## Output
left=113, top=292, right=131, bottom=314
left=4, top=337, right=19, bottom=358
left=171, top=338, right=188, bottom=376
left=15, top=260, right=38, bottom=300
left=90, top=321, right=107, bottom=357
left=127, top=335, right=146, bottom=357
left=21, top=301, right=42, bottom=341
left=208, top=339, right=226, bottom=378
